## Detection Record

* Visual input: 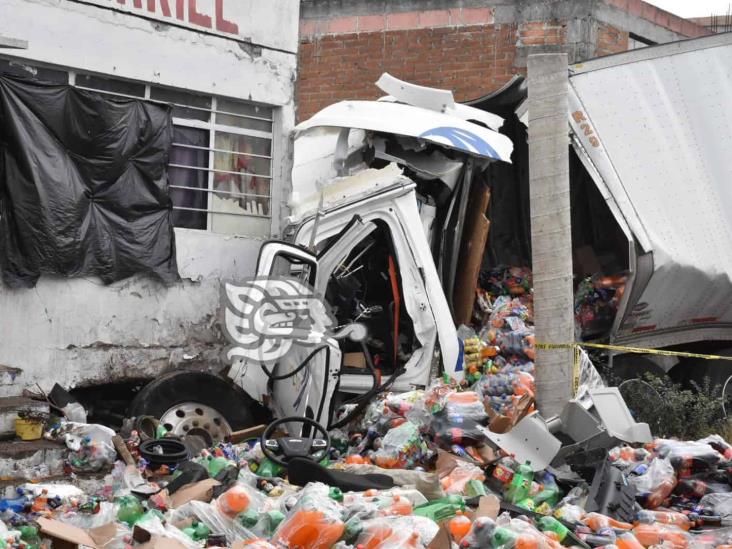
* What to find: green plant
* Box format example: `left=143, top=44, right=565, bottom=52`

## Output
left=620, top=374, right=728, bottom=440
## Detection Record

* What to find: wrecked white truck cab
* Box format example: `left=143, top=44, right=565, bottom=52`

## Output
left=231, top=75, right=513, bottom=426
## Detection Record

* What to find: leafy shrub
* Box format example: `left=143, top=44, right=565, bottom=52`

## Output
left=620, top=374, right=728, bottom=440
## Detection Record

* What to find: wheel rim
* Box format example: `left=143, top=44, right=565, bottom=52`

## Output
left=159, top=402, right=232, bottom=444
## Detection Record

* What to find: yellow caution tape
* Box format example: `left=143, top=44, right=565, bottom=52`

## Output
left=536, top=341, right=732, bottom=397
left=536, top=341, right=732, bottom=361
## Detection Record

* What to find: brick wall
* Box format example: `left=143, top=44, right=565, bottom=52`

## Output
left=299, top=7, right=581, bottom=121
left=596, top=22, right=629, bottom=56
left=298, top=1, right=711, bottom=122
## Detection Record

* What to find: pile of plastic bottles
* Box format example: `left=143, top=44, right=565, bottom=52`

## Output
left=574, top=273, right=627, bottom=337
left=9, top=416, right=732, bottom=548
left=459, top=265, right=537, bottom=418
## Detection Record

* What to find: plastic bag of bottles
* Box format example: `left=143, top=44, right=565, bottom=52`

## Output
left=700, top=492, right=732, bottom=525
left=352, top=515, right=439, bottom=549
left=651, top=439, right=721, bottom=475
left=170, top=500, right=256, bottom=545
left=440, top=460, right=485, bottom=495
left=62, top=423, right=117, bottom=472
left=629, top=457, right=677, bottom=508
left=372, top=421, right=429, bottom=469
left=272, top=483, right=345, bottom=549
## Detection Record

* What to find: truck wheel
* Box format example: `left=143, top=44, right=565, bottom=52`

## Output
left=669, top=347, right=732, bottom=396
left=128, top=371, right=269, bottom=443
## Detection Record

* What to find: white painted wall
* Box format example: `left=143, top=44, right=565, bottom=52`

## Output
left=0, top=0, right=299, bottom=393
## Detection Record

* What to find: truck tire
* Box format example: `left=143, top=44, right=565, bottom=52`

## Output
left=669, top=347, right=732, bottom=397
left=610, top=354, right=666, bottom=382
left=128, top=371, right=270, bottom=443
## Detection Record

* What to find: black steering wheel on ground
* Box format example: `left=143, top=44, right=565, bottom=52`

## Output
left=260, top=416, right=331, bottom=468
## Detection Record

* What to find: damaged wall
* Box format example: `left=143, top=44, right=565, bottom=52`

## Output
left=297, top=0, right=710, bottom=121
left=0, top=0, right=300, bottom=394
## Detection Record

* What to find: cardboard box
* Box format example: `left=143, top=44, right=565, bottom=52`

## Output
left=38, top=518, right=117, bottom=549
left=343, top=352, right=367, bottom=369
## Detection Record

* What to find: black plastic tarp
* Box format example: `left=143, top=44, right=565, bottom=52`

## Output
left=0, top=75, right=179, bottom=288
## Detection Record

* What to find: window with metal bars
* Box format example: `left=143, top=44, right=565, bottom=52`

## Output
left=0, top=57, right=275, bottom=236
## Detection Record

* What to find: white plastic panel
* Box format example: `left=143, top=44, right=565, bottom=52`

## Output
left=571, top=38, right=732, bottom=345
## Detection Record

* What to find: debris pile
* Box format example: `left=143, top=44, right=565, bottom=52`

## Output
left=1, top=373, right=732, bottom=549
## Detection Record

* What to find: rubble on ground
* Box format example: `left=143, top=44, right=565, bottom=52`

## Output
left=0, top=266, right=730, bottom=548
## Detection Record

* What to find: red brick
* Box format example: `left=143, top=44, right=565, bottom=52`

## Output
left=327, top=16, right=358, bottom=34
left=667, top=15, right=684, bottom=33
left=627, top=0, right=643, bottom=16
left=387, top=11, right=419, bottom=30
left=300, top=19, right=317, bottom=37
left=640, top=2, right=657, bottom=22
left=417, top=9, right=450, bottom=28
left=460, top=7, right=494, bottom=25
left=654, top=9, right=669, bottom=28
left=357, top=14, right=386, bottom=33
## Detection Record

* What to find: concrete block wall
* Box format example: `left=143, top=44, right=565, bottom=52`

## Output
left=297, top=0, right=711, bottom=122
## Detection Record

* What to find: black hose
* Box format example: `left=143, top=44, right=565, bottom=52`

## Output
left=260, top=345, right=329, bottom=380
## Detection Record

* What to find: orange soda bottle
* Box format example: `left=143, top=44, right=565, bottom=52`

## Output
left=448, top=512, right=472, bottom=543
left=216, top=485, right=251, bottom=518
left=274, top=509, right=345, bottom=549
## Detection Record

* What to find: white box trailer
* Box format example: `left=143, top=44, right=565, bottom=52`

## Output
left=563, top=32, right=732, bottom=351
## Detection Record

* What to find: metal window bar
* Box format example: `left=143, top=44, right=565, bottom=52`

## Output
left=173, top=206, right=270, bottom=219
left=168, top=164, right=273, bottom=179
left=171, top=142, right=272, bottom=160
left=173, top=116, right=273, bottom=140
left=169, top=185, right=271, bottom=200
left=213, top=107, right=273, bottom=123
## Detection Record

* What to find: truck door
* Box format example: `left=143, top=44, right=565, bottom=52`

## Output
left=251, top=217, right=377, bottom=427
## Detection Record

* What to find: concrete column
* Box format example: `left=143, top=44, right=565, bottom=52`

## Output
left=527, top=53, right=574, bottom=418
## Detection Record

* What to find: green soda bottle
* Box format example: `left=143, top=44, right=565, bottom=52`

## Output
left=537, top=516, right=569, bottom=542
left=465, top=479, right=487, bottom=497
left=505, top=461, right=533, bottom=504
left=207, top=456, right=232, bottom=477
left=19, top=525, right=41, bottom=549
left=491, top=526, right=517, bottom=547
left=256, top=457, right=284, bottom=478
left=183, top=522, right=211, bottom=541
left=534, top=472, right=561, bottom=507
left=413, top=494, right=465, bottom=521
left=237, top=508, right=260, bottom=529
left=264, top=510, right=285, bottom=534
left=116, top=495, right=145, bottom=526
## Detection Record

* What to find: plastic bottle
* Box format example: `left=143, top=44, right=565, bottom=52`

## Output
left=459, top=516, right=496, bottom=549
left=615, top=532, right=644, bottom=549
left=537, top=516, right=569, bottom=543
left=449, top=512, right=472, bottom=543
left=379, top=495, right=413, bottom=516
left=273, top=510, right=345, bottom=549
left=491, top=526, right=518, bottom=547
left=217, top=485, right=251, bottom=518
left=645, top=475, right=677, bottom=509
left=493, top=457, right=518, bottom=484
left=505, top=461, right=534, bottom=504
left=182, top=522, right=211, bottom=541
left=413, top=495, right=465, bottom=522
left=116, top=495, right=144, bottom=526
left=635, top=510, right=690, bottom=531
left=632, top=523, right=690, bottom=548
left=534, top=472, right=561, bottom=507
left=0, top=489, right=28, bottom=513
left=584, top=512, right=632, bottom=533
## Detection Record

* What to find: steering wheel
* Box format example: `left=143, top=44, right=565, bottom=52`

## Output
left=260, top=416, right=331, bottom=467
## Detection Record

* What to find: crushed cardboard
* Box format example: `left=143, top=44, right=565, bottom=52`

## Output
left=37, top=517, right=117, bottom=549
left=170, top=478, right=220, bottom=509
